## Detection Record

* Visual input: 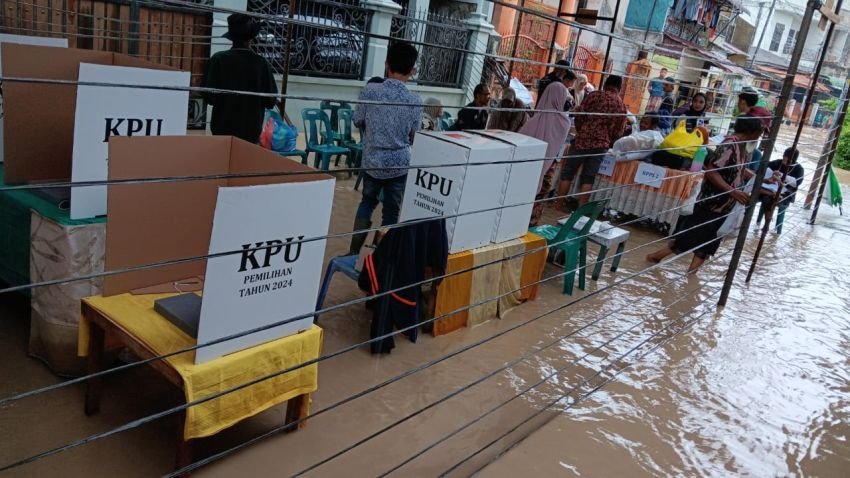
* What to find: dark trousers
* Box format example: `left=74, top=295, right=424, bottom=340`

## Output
left=356, top=174, right=407, bottom=226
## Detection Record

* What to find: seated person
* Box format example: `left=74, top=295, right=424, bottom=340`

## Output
left=609, top=114, right=664, bottom=162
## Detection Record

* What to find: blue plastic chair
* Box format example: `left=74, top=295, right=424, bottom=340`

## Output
left=529, top=199, right=608, bottom=295
left=315, top=255, right=360, bottom=322
left=439, top=111, right=454, bottom=131
left=275, top=149, right=309, bottom=165
left=337, top=108, right=363, bottom=176
left=301, top=108, right=350, bottom=171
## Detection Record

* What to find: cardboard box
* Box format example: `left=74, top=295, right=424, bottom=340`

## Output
left=399, top=131, right=510, bottom=254
left=0, top=34, right=69, bottom=164
left=472, top=130, right=547, bottom=243
left=70, top=63, right=189, bottom=219
left=1, top=43, right=176, bottom=184
left=103, top=136, right=335, bottom=363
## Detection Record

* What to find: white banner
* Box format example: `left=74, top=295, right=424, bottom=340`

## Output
left=196, top=179, right=334, bottom=364
left=70, top=63, right=189, bottom=219
left=634, top=162, right=666, bottom=189
left=0, top=34, right=68, bottom=163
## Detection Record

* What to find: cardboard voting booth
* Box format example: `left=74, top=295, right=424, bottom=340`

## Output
left=70, top=63, right=189, bottom=219
left=399, top=131, right=509, bottom=253
left=1, top=43, right=181, bottom=185
left=103, top=136, right=335, bottom=364
left=0, top=34, right=69, bottom=164
left=472, top=130, right=546, bottom=243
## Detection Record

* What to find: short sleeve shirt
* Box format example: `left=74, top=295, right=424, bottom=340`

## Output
left=353, top=80, right=423, bottom=180
left=699, top=135, right=748, bottom=214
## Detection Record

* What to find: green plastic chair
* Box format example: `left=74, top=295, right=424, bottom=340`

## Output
left=337, top=108, right=363, bottom=177
left=529, top=199, right=609, bottom=295
left=320, top=100, right=350, bottom=146
left=301, top=108, right=351, bottom=171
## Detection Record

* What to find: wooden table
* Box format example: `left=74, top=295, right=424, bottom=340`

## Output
left=80, top=298, right=319, bottom=473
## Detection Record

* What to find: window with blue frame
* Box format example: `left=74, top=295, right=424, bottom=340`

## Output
left=624, top=0, right=675, bottom=32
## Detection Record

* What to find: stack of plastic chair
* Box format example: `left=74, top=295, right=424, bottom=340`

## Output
left=528, top=199, right=609, bottom=295
left=337, top=108, right=363, bottom=181
left=301, top=108, right=351, bottom=171
left=320, top=100, right=350, bottom=145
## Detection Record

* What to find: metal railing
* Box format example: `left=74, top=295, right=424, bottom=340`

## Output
left=390, top=8, right=469, bottom=88
left=248, top=0, right=371, bottom=79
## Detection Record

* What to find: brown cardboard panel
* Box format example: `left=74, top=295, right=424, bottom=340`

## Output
left=2, top=44, right=111, bottom=183
left=103, top=135, right=231, bottom=296
left=103, top=136, right=333, bottom=297
left=110, top=52, right=175, bottom=71
left=1, top=44, right=179, bottom=184
left=226, top=137, right=333, bottom=187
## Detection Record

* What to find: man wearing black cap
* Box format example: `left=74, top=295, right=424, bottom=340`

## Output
left=536, top=59, right=576, bottom=108
left=202, top=13, right=277, bottom=143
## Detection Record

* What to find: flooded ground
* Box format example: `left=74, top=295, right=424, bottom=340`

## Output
left=0, top=126, right=848, bottom=477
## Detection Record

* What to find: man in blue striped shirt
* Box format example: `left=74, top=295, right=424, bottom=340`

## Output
left=348, top=41, right=423, bottom=255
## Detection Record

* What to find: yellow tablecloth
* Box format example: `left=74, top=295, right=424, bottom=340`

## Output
left=433, top=232, right=547, bottom=336
left=78, top=293, right=322, bottom=440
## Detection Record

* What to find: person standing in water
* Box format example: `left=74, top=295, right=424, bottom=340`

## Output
left=202, top=13, right=277, bottom=143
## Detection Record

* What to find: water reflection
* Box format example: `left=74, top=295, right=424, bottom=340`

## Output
left=482, top=171, right=850, bottom=476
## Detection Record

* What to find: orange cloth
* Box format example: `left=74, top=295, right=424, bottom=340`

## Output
left=433, top=250, right=473, bottom=336
left=433, top=233, right=547, bottom=336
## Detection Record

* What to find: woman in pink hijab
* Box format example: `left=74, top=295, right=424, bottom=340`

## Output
left=520, top=81, right=572, bottom=225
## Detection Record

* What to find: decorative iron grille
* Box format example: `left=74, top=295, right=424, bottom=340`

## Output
left=390, top=9, right=469, bottom=88
left=248, top=0, right=372, bottom=79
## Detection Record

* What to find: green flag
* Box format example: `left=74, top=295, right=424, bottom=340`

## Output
left=825, top=166, right=844, bottom=215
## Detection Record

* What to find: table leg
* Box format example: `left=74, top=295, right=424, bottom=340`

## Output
left=284, top=393, right=310, bottom=433
left=174, top=411, right=193, bottom=477
left=611, top=242, right=626, bottom=272
left=592, top=245, right=608, bottom=281
left=84, top=321, right=106, bottom=416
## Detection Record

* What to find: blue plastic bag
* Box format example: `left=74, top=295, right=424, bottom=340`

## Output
left=259, top=109, right=297, bottom=153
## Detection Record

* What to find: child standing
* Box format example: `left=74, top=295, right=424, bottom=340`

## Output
left=348, top=42, right=423, bottom=255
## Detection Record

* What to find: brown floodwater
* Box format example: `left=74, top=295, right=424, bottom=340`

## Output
left=0, top=126, right=848, bottom=477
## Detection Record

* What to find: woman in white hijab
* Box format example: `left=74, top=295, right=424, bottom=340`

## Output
left=422, top=97, right=443, bottom=131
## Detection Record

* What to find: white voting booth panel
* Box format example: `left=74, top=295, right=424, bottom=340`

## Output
left=472, top=130, right=546, bottom=243
left=71, top=63, right=190, bottom=219
left=400, top=131, right=509, bottom=253
left=0, top=34, right=69, bottom=163
left=196, top=179, right=335, bottom=364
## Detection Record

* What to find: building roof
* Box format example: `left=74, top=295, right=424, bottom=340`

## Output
left=753, top=64, right=832, bottom=93
left=658, top=34, right=754, bottom=77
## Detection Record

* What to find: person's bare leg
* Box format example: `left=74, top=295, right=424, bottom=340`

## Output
left=646, top=246, right=673, bottom=263
left=577, top=183, right=593, bottom=207
left=687, top=255, right=706, bottom=274
left=557, top=179, right=573, bottom=212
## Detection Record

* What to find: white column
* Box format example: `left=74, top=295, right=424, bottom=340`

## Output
left=362, top=0, right=403, bottom=80
left=407, top=0, right=431, bottom=15
left=461, top=12, right=496, bottom=104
